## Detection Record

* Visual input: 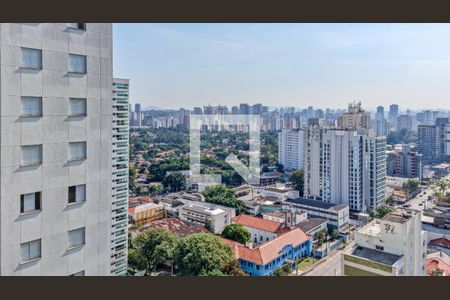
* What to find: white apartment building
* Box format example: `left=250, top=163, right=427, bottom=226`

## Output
left=178, top=201, right=236, bottom=234
left=0, top=23, right=114, bottom=275
left=342, top=208, right=427, bottom=276
left=303, top=123, right=386, bottom=212
left=111, top=78, right=129, bottom=276
left=277, top=128, right=304, bottom=170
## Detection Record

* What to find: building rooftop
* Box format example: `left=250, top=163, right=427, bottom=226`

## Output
left=350, top=246, right=402, bottom=266
left=135, top=217, right=208, bottom=237
left=286, top=197, right=347, bottom=211
left=430, top=237, right=450, bottom=249
left=382, top=208, right=418, bottom=224
left=234, top=229, right=310, bottom=265
left=183, top=203, right=226, bottom=216
left=295, top=218, right=328, bottom=233
left=232, top=214, right=284, bottom=233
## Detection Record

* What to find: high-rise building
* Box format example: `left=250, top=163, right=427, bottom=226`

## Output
left=396, top=115, right=413, bottom=131
left=342, top=208, right=427, bottom=276
left=337, top=102, right=370, bottom=130
left=303, top=122, right=386, bottom=212
left=277, top=129, right=305, bottom=171
left=0, top=23, right=113, bottom=275
left=134, top=103, right=142, bottom=127
left=417, top=125, right=438, bottom=163
left=375, top=106, right=387, bottom=135
left=252, top=103, right=263, bottom=115
left=386, top=144, right=423, bottom=181
left=111, top=78, right=130, bottom=276
left=388, top=104, right=399, bottom=130
left=239, top=103, right=250, bottom=115
left=192, top=107, right=202, bottom=115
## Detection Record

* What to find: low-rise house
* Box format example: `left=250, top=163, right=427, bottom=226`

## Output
left=222, top=228, right=312, bottom=276
left=232, top=214, right=288, bottom=245
left=284, top=198, right=349, bottom=229
left=260, top=185, right=298, bottom=201
left=429, top=237, right=450, bottom=256
left=262, top=210, right=307, bottom=224
left=128, top=202, right=165, bottom=226
left=179, top=202, right=235, bottom=234
left=426, top=250, right=450, bottom=276
left=295, top=218, right=328, bottom=237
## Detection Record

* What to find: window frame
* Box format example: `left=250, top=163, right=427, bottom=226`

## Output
left=69, top=98, right=87, bottom=117
left=67, top=23, right=86, bottom=31
left=20, top=239, right=42, bottom=263
left=20, top=144, right=43, bottom=167
left=68, top=184, right=86, bottom=204
left=68, top=54, right=87, bottom=74
left=20, top=192, right=41, bottom=214
left=20, top=47, right=42, bottom=70
left=68, top=227, right=86, bottom=249
left=69, top=141, right=87, bottom=161
left=21, top=96, right=43, bottom=117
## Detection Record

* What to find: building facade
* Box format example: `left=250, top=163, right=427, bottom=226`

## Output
left=342, top=208, right=427, bottom=276
left=0, top=23, right=113, bottom=275
left=303, top=123, right=386, bottom=212
left=111, top=78, right=129, bottom=275
left=387, top=144, right=423, bottom=180
left=277, top=128, right=304, bottom=171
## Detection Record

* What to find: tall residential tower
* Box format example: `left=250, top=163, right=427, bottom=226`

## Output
left=0, top=23, right=114, bottom=275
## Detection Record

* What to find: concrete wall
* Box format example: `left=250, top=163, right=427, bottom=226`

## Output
left=0, top=23, right=113, bottom=275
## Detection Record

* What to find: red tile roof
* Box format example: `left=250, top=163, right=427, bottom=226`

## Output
left=222, top=228, right=310, bottom=265
left=232, top=214, right=284, bottom=233
left=430, top=237, right=450, bottom=249
left=426, top=258, right=450, bottom=276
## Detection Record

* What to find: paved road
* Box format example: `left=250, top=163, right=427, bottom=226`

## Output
left=303, top=241, right=355, bottom=276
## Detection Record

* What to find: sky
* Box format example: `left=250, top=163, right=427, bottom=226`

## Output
left=113, top=24, right=450, bottom=111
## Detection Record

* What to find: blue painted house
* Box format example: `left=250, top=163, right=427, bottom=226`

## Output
left=224, top=228, right=312, bottom=276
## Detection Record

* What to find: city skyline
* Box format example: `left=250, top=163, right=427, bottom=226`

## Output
left=114, top=23, right=450, bottom=110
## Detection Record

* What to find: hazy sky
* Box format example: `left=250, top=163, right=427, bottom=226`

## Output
left=113, top=23, right=450, bottom=111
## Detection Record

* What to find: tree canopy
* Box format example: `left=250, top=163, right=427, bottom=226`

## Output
left=222, top=224, right=251, bottom=244
left=289, top=169, right=305, bottom=197
left=174, top=233, right=234, bottom=276
left=134, top=228, right=179, bottom=274
left=162, top=172, right=186, bottom=192
left=202, top=185, right=247, bottom=214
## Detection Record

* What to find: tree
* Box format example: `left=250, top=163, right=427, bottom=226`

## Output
left=314, top=229, right=328, bottom=247
left=329, top=228, right=340, bottom=240
left=434, top=179, right=450, bottom=194
left=129, top=167, right=136, bottom=178
left=134, top=228, right=179, bottom=275
left=128, top=248, right=147, bottom=273
left=162, top=172, right=186, bottom=192
left=174, top=233, right=234, bottom=276
left=376, top=206, right=394, bottom=218
left=402, top=179, right=419, bottom=196
left=289, top=170, right=305, bottom=197
left=273, top=263, right=292, bottom=276
left=222, top=224, right=251, bottom=244
left=202, top=185, right=247, bottom=214
left=221, top=259, right=247, bottom=276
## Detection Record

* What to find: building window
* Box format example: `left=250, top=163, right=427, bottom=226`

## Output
left=20, top=192, right=41, bottom=213
left=375, top=245, right=384, bottom=251
left=21, top=145, right=42, bottom=166
left=70, top=270, right=85, bottom=276
left=20, top=239, right=41, bottom=262
left=68, top=228, right=85, bottom=248
left=69, top=98, right=87, bottom=116
left=67, top=23, right=86, bottom=30
left=69, top=142, right=87, bottom=161
left=68, top=54, right=87, bottom=74
left=68, top=184, right=86, bottom=204
left=21, top=97, right=42, bottom=117
left=21, top=47, right=42, bottom=70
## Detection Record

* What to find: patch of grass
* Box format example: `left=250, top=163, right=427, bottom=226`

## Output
left=297, top=257, right=316, bottom=271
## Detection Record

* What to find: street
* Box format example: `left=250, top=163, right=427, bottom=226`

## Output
left=303, top=241, right=355, bottom=276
